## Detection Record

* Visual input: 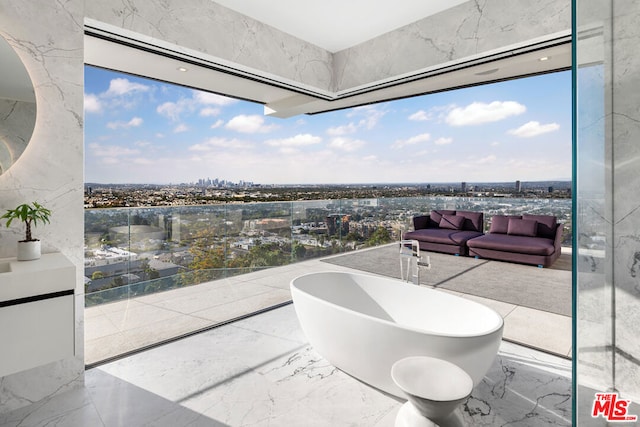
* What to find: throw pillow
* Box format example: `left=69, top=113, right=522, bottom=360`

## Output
left=489, top=215, right=510, bottom=234
left=490, top=215, right=523, bottom=234
left=522, top=214, right=557, bottom=238
left=439, top=214, right=465, bottom=230
left=507, top=218, right=538, bottom=237
left=429, top=209, right=456, bottom=228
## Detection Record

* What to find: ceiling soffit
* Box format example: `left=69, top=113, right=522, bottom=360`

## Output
left=84, top=0, right=571, bottom=118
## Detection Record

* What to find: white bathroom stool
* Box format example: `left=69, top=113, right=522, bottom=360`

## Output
left=391, top=356, right=472, bottom=427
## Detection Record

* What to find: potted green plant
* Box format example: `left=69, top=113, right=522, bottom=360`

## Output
left=1, top=201, right=52, bottom=261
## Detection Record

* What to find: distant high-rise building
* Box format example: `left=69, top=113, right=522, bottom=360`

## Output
left=515, top=180, right=522, bottom=192
left=326, top=214, right=350, bottom=237
left=548, top=186, right=554, bottom=193
left=461, top=182, right=467, bottom=192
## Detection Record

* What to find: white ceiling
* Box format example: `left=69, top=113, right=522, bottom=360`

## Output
left=213, top=0, right=468, bottom=52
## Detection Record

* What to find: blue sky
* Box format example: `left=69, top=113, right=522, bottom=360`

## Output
left=84, top=66, right=571, bottom=185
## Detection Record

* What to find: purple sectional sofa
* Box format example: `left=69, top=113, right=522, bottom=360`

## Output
left=466, top=214, right=563, bottom=267
left=403, top=210, right=484, bottom=256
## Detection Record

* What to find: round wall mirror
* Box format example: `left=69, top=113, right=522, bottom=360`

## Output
left=0, top=34, right=37, bottom=175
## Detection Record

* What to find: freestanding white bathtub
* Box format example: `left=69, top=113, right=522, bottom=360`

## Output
left=290, top=271, right=504, bottom=398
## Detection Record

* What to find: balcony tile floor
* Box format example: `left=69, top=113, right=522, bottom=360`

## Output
left=85, top=247, right=572, bottom=365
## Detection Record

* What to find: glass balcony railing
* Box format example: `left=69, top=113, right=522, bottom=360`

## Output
left=84, top=196, right=572, bottom=307
left=83, top=196, right=572, bottom=365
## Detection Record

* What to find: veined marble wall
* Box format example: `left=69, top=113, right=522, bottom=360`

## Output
left=84, top=0, right=334, bottom=94
left=609, top=0, right=640, bottom=403
left=0, top=99, right=36, bottom=174
left=0, top=0, right=85, bottom=414
left=575, top=0, right=640, bottom=423
left=333, top=0, right=571, bottom=92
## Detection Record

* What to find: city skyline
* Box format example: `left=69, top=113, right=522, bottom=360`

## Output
left=84, top=66, right=572, bottom=185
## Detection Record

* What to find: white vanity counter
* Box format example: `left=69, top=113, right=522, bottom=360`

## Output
left=0, top=252, right=76, bottom=377
left=0, top=252, right=75, bottom=302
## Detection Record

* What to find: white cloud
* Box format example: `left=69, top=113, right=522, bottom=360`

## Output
left=89, top=142, right=140, bottom=158
left=192, top=91, right=238, bottom=106
left=327, top=122, right=358, bottom=136
left=199, top=107, right=221, bottom=117
left=157, top=92, right=236, bottom=122
left=104, top=78, right=150, bottom=97
left=189, top=137, right=252, bottom=151
left=265, top=134, right=322, bottom=148
left=392, top=133, right=431, bottom=149
left=134, top=140, right=152, bottom=147
left=490, top=141, right=500, bottom=147
left=329, top=137, right=365, bottom=152
left=157, top=101, right=186, bottom=121
left=408, top=110, right=432, bottom=121
left=174, top=124, right=189, bottom=133
left=133, top=158, right=154, bottom=165
left=446, top=101, right=526, bottom=126
left=106, top=116, right=143, bottom=130
left=210, top=119, right=224, bottom=129
left=347, top=105, right=387, bottom=129
left=476, top=155, right=497, bottom=164
left=508, top=121, right=560, bottom=138
left=225, top=114, right=279, bottom=133
left=84, top=93, right=102, bottom=113
left=434, top=137, right=453, bottom=145
left=328, top=106, right=387, bottom=138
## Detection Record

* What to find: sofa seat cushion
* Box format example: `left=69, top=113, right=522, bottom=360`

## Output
left=404, top=228, right=483, bottom=246
left=467, top=233, right=556, bottom=256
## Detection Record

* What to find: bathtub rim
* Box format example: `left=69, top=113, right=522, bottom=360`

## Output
left=290, top=270, right=504, bottom=339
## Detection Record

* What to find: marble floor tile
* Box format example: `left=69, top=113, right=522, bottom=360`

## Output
left=0, top=387, right=104, bottom=427
left=2, top=304, right=573, bottom=427
left=230, top=304, right=308, bottom=344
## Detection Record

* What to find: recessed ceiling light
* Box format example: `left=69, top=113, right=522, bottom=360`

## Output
left=177, top=66, right=188, bottom=72
left=539, top=56, right=549, bottom=61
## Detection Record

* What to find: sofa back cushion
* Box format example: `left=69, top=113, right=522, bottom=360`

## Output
left=429, top=209, right=456, bottom=228
left=522, top=214, right=557, bottom=239
left=455, top=210, right=483, bottom=232
left=507, top=218, right=538, bottom=237
left=489, top=215, right=522, bottom=234
left=439, top=214, right=465, bottom=230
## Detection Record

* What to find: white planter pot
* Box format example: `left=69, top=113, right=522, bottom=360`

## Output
left=17, top=240, right=41, bottom=261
